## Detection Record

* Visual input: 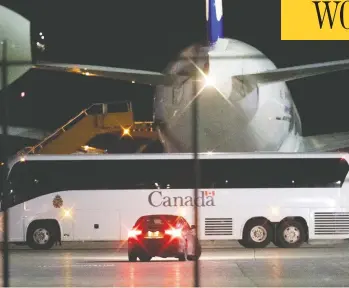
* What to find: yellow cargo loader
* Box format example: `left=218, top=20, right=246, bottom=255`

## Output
left=17, top=102, right=158, bottom=155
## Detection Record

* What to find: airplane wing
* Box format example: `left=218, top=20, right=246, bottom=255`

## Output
left=235, top=58, right=349, bottom=84
left=34, top=58, right=349, bottom=86
left=302, top=132, right=349, bottom=152
left=33, top=62, right=177, bottom=86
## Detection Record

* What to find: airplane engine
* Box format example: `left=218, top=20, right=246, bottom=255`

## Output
left=0, top=5, right=32, bottom=89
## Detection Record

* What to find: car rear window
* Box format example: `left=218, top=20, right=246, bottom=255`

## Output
left=136, top=215, right=179, bottom=227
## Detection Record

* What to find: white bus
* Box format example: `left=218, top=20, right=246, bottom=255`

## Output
left=1, top=152, right=349, bottom=250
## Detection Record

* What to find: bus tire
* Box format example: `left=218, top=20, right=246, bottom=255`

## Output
left=27, top=221, right=57, bottom=250
left=243, top=219, right=273, bottom=248
left=276, top=219, right=306, bottom=248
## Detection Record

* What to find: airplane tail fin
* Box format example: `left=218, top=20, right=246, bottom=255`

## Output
left=206, top=0, right=224, bottom=45
left=0, top=5, right=32, bottom=90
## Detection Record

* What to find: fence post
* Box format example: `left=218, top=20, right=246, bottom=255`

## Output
left=192, top=52, right=200, bottom=287
left=0, top=39, right=10, bottom=287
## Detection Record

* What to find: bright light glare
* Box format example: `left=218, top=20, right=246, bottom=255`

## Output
left=271, top=207, right=279, bottom=216
left=165, top=228, right=182, bottom=237
left=204, top=75, right=215, bottom=87
left=20, top=92, right=25, bottom=97
left=63, top=209, right=72, bottom=218
left=128, top=229, right=142, bottom=238
left=36, top=42, right=46, bottom=52
left=122, top=128, right=131, bottom=137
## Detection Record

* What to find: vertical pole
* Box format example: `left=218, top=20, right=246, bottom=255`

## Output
left=1, top=40, right=10, bottom=287
left=192, top=52, right=200, bottom=287
left=102, top=103, right=108, bottom=115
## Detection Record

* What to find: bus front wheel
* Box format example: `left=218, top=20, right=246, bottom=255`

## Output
left=276, top=220, right=306, bottom=248
left=27, top=221, right=57, bottom=250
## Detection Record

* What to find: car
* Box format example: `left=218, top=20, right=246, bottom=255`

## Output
left=127, top=214, right=201, bottom=262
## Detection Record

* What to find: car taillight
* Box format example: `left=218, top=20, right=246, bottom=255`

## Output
left=128, top=229, right=142, bottom=238
left=165, top=228, right=182, bottom=237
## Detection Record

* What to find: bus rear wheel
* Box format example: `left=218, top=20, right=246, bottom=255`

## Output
left=276, top=220, right=306, bottom=248
left=242, top=219, right=273, bottom=248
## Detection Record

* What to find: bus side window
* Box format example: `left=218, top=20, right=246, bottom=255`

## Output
left=133, top=159, right=194, bottom=189
left=8, top=169, right=27, bottom=206
left=200, top=159, right=229, bottom=189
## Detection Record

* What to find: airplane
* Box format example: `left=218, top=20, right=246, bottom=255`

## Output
left=0, top=5, right=53, bottom=159
left=3, top=1, right=349, bottom=153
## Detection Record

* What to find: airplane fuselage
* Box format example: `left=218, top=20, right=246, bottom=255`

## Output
left=154, top=38, right=304, bottom=153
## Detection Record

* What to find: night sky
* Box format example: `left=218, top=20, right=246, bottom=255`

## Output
left=1, top=0, right=349, bottom=157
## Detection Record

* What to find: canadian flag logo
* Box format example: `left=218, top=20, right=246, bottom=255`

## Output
left=204, top=191, right=216, bottom=197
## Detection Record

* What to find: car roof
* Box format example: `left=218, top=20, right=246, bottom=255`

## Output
left=135, top=214, right=183, bottom=223
left=138, top=214, right=182, bottom=220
